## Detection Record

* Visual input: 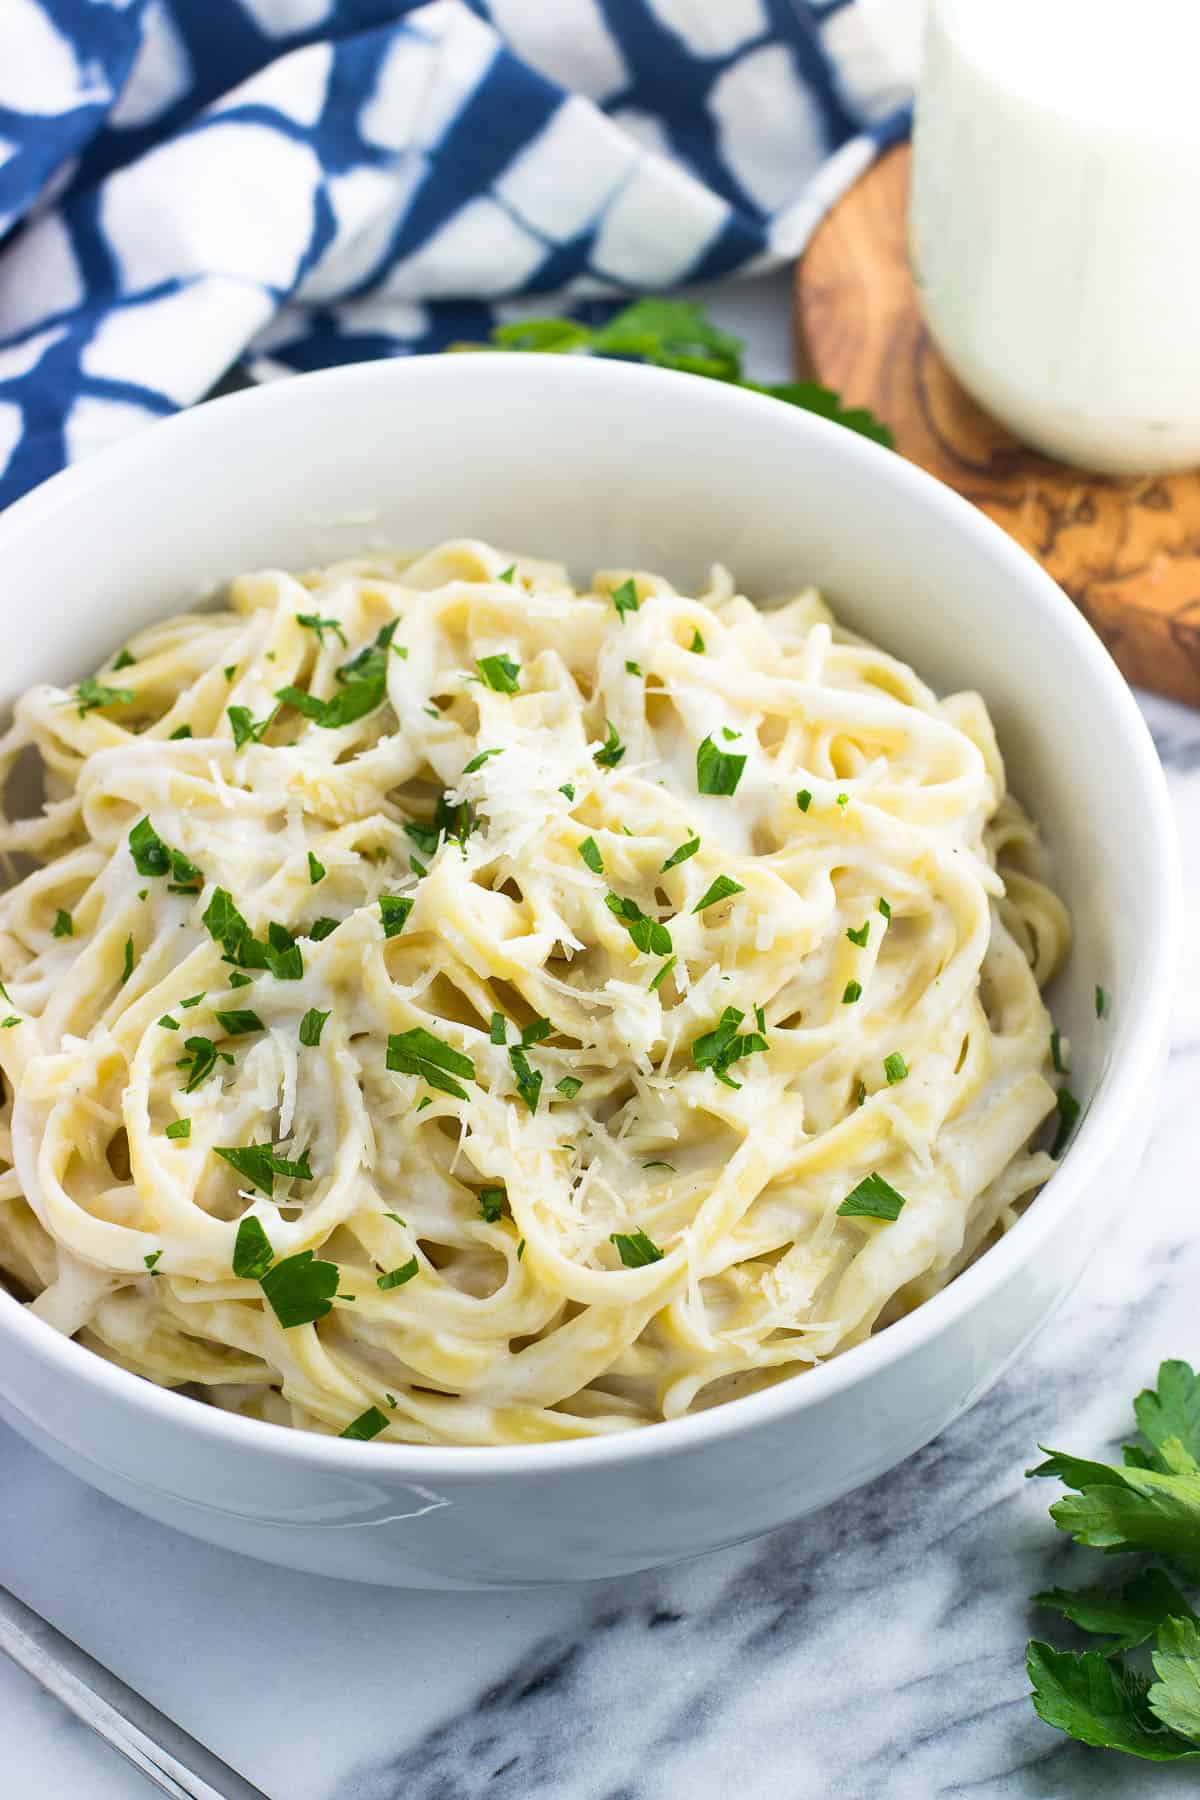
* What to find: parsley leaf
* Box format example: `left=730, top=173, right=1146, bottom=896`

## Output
left=520, top=1016, right=552, bottom=1046
left=476, top=654, right=521, bottom=694
left=203, top=887, right=267, bottom=970
left=690, top=1005, right=767, bottom=1089
left=261, top=1250, right=339, bottom=1329
left=379, top=895, right=414, bottom=938
left=377, top=1257, right=419, bottom=1291
left=796, top=789, right=812, bottom=813
left=578, top=836, right=604, bottom=874
left=71, top=677, right=134, bottom=718
left=1132, top=1361, right=1200, bottom=1473
left=214, top=1008, right=264, bottom=1037
left=883, top=1052, right=908, bottom=1085
left=555, top=1076, right=582, bottom=1099
left=696, top=734, right=746, bottom=796
left=228, top=703, right=277, bottom=749
left=661, top=836, right=700, bottom=871
left=296, top=612, right=347, bottom=649
left=216, top=1142, right=312, bottom=1197
left=341, top=1405, right=389, bottom=1441
left=121, top=935, right=135, bottom=984
left=177, top=1035, right=233, bottom=1092
left=275, top=623, right=398, bottom=730
left=165, top=1118, right=191, bottom=1141
left=593, top=720, right=625, bottom=768
left=478, top=1186, right=508, bottom=1223
left=1051, top=1087, right=1081, bottom=1157
left=112, top=648, right=136, bottom=672
left=128, top=817, right=201, bottom=889
left=605, top=892, right=672, bottom=956
left=386, top=1027, right=476, bottom=1099
left=846, top=921, right=870, bottom=947
left=610, top=578, right=639, bottom=619
left=1150, top=1617, right=1200, bottom=1743
left=308, top=916, right=339, bottom=941
left=462, top=747, right=504, bottom=774
left=1033, top=1570, right=1196, bottom=1656
left=232, top=1214, right=275, bottom=1279
left=693, top=874, right=743, bottom=913
left=52, top=909, right=73, bottom=938
left=508, top=1044, right=542, bottom=1113
left=649, top=954, right=676, bottom=991
left=610, top=1228, right=664, bottom=1267
left=489, top=1012, right=508, bottom=1045
left=842, top=980, right=863, bottom=1004
left=837, top=1172, right=907, bottom=1220
left=265, top=920, right=303, bottom=980
left=307, top=851, right=325, bottom=884
left=299, top=1008, right=329, bottom=1047
left=689, top=629, right=706, bottom=654
left=498, top=564, right=516, bottom=583
left=1026, top=1640, right=1200, bottom=1762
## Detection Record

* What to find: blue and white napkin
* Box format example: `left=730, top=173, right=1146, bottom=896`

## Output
left=0, top=0, right=918, bottom=509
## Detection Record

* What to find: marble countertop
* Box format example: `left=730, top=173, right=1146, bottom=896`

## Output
left=4, top=274, right=1199, bottom=1800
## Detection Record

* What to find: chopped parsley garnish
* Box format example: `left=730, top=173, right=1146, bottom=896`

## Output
left=516, top=1238, right=526, bottom=1261
left=796, top=789, right=812, bottom=813
left=696, top=734, right=746, bottom=796
left=559, top=783, right=575, bottom=801
left=644, top=1161, right=676, bottom=1172
left=169, top=725, right=193, bottom=739
left=157, top=1014, right=179, bottom=1031
left=404, top=819, right=440, bottom=858
left=476, top=653, right=521, bottom=693
left=689, top=630, right=706, bottom=654
left=52, top=909, right=73, bottom=938
left=846, top=922, right=870, bottom=947
left=593, top=720, right=626, bottom=768
left=1, top=1015, right=19, bottom=1029
left=377, top=1257, right=419, bottom=1291
left=721, top=726, right=740, bottom=742
left=203, top=887, right=265, bottom=969
left=462, top=747, right=503, bottom=774
left=610, top=1228, right=663, bottom=1267
left=1096, top=984, right=1109, bottom=1019
left=275, top=622, right=399, bottom=729
left=521, top=1016, right=552, bottom=1046
left=228, top=704, right=277, bottom=749
left=386, top=1027, right=476, bottom=1099
left=649, top=954, right=676, bottom=991
left=836, top=792, right=849, bottom=809
left=478, top=1186, right=508, bottom=1222
left=214, top=1008, right=264, bottom=1036
left=177, top=1036, right=233, bottom=1092
left=143, top=1250, right=162, bottom=1271
left=883, top=1052, right=909, bottom=1085
left=693, top=874, right=743, bottom=913
left=383, top=1212, right=407, bottom=1228
left=180, top=993, right=204, bottom=1009
left=296, top=611, right=347, bottom=649
left=662, top=836, right=700, bottom=872
left=379, top=895, right=414, bottom=938
left=128, top=817, right=201, bottom=889
left=308, top=851, right=325, bottom=884
left=489, top=1012, right=507, bottom=1045
left=216, top=1142, right=312, bottom=1197
left=112, top=648, right=136, bottom=671
left=121, top=935, right=135, bottom=984
left=855, top=1080, right=867, bottom=1108
left=837, top=1172, right=907, bottom=1220
left=842, top=981, right=862, bottom=1004
left=165, top=1118, right=191, bottom=1140
left=498, top=564, right=516, bottom=583
left=555, top=1075, right=582, bottom=1100
left=261, top=1250, right=339, bottom=1328
left=228, top=970, right=252, bottom=988
left=71, top=677, right=134, bottom=717
left=299, top=1008, right=329, bottom=1047
left=625, top=660, right=642, bottom=677
left=232, top=1215, right=275, bottom=1280
left=508, top=1045, right=542, bottom=1114
left=309, top=916, right=339, bottom=941
left=605, top=892, right=672, bottom=956
left=878, top=897, right=891, bottom=919
left=691, top=1005, right=767, bottom=1089
left=610, top=578, right=639, bottom=620
left=578, top=836, right=604, bottom=874
left=341, top=1406, right=389, bottom=1441
left=1051, top=1088, right=1081, bottom=1158
left=224, top=665, right=236, bottom=682
left=1050, top=1028, right=1065, bottom=1074
left=265, top=921, right=303, bottom=980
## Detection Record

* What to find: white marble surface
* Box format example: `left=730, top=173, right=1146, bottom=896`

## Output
left=4, top=274, right=1200, bottom=1799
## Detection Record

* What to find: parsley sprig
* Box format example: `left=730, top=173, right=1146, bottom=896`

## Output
left=456, top=299, right=892, bottom=447
left=691, top=1006, right=767, bottom=1089
left=1025, top=1359, right=1200, bottom=1763
left=231, top=1216, right=340, bottom=1328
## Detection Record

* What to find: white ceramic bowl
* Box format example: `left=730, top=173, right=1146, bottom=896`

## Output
left=0, top=356, right=1179, bottom=1588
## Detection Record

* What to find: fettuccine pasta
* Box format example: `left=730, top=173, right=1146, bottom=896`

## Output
left=0, top=540, right=1070, bottom=1444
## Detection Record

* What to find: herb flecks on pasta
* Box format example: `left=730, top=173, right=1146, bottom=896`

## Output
left=0, top=539, right=1070, bottom=1446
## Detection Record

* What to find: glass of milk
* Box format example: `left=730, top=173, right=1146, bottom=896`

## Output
left=910, top=0, right=1200, bottom=475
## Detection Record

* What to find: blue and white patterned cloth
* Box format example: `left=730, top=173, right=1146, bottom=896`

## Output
left=0, top=0, right=916, bottom=509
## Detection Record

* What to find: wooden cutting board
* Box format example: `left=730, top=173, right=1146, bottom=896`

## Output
left=794, top=143, right=1200, bottom=707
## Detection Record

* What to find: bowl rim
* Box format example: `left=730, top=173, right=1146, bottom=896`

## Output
left=0, top=352, right=1181, bottom=1479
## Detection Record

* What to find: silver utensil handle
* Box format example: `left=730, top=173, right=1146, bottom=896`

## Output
left=0, top=1582, right=268, bottom=1800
